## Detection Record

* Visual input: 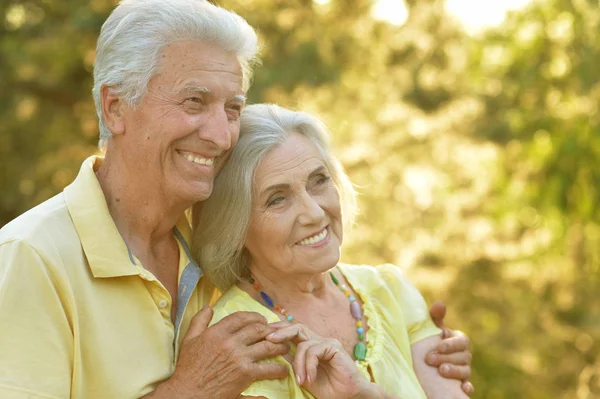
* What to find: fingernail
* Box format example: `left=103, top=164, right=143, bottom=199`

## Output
left=466, top=382, right=474, bottom=394
left=428, top=354, right=437, bottom=363
left=296, top=374, right=302, bottom=384
left=440, top=343, right=448, bottom=352
left=442, top=364, right=450, bottom=374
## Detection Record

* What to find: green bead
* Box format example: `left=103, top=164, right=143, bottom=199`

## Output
left=329, top=272, right=339, bottom=285
left=353, top=342, right=367, bottom=361
left=358, top=333, right=364, bottom=341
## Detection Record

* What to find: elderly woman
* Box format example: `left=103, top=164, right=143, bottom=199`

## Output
left=193, top=104, right=470, bottom=398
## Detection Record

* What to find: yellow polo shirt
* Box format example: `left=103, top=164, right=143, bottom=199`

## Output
left=0, top=156, right=218, bottom=399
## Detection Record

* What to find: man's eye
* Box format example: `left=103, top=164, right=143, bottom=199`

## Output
left=227, top=104, right=243, bottom=120
left=187, top=97, right=203, bottom=104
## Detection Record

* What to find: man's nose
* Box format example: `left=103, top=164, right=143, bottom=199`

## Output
left=198, top=106, right=232, bottom=150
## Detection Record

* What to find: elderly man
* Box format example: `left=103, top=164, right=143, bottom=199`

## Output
left=0, top=0, right=472, bottom=398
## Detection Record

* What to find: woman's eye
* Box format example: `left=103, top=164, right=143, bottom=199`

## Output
left=317, top=175, right=331, bottom=184
left=267, top=196, right=285, bottom=207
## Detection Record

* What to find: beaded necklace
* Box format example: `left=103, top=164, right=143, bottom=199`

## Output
left=248, top=269, right=368, bottom=362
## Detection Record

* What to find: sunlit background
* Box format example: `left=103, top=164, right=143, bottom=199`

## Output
left=1, top=0, right=599, bottom=397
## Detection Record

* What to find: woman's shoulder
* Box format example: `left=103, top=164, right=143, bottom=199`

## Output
left=209, top=285, right=280, bottom=326
left=338, top=262, right=410, bottom=288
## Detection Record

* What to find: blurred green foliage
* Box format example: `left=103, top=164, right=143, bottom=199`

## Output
left=1, top=0, right=598, bottom=397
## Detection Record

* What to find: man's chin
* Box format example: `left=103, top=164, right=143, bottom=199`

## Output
left=189, top=184, right=214, bottom=204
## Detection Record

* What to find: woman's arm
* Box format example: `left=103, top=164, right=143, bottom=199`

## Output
left=412, top=335, right=470, bottom=399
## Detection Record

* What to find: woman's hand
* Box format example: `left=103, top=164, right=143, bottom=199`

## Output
left=265, top=322, right=381, bottom=399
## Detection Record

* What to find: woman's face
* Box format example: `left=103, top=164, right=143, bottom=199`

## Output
left=244, top=132, right=343, bottom=276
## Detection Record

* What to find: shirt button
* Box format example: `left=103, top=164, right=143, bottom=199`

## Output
left=158, top=299, right=168, bottom=308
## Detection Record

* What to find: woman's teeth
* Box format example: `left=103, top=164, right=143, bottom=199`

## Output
left=298, top=228, right=328, bottom=245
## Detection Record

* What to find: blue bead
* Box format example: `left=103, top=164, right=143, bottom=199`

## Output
left=287, top=315, right=293, bottom=321
left=349, top=295, right=355, bottom=302
left=357, top=327, right=364, bottom=334
left=260, top=292, right=274, bottom=308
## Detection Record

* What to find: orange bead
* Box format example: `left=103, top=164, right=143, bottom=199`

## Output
left=253, top=283, right=260, bottom=290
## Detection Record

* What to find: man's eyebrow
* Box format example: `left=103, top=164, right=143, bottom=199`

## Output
left=232, top=94, right=247, bottom=104
left=179, top=85, right=246, bottom=103
left=180, top=84, right=211, bottom=94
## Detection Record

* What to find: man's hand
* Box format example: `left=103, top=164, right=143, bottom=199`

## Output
left=427, top=301, right=474, bottom=396
left=146, top=307, right=289, bottom=398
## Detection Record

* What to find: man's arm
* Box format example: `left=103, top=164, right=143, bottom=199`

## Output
left=412, top=335, right=469, bottom=399
left=142, top=307, right=289, bottom=399
left=428, top=301, right=474, bottom=395
left=0, top=241, right=73, bottom=399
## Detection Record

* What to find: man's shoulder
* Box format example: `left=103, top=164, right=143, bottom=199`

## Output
left=0, top=192, right=74, bottom=251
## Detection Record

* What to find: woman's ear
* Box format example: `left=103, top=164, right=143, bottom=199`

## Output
left=100, top=85, right=126, bottom=136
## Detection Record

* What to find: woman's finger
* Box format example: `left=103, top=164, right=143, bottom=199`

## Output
left=292, top=340, right=313, bottom=384
left=267, top=321, right=293, bottom=329
left=293, top=339, right=328, bottom=384
left=294, top=338, right=344, bottom=385
left=306, top=341, right=342, bottom=384
left=266, top=323, right=319, bottom=344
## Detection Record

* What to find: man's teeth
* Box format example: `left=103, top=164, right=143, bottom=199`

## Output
left=184, top=153, right=214, bottom=166
left=298, top=228, right=328, bottom=245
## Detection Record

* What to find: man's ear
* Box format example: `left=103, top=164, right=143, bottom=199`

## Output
left=100, top=85, right=126, bottom=136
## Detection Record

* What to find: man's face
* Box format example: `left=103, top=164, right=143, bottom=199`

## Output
left=119, top=40, right=245, bottom=205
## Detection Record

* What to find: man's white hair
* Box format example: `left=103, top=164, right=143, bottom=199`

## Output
left=92, top=0, right=259, bottom=150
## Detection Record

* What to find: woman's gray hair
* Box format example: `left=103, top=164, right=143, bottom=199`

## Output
left=92, top=0, right=259, bottom=150
left=192, top=103, right=357, bottom=292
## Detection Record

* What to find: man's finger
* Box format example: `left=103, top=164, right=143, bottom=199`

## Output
left=185, top=306, right=213, bottom=339
left=429, top=301, right=446, bottom=329
left=236, top=322, right=277, bottom=345
left=462, top=381, right=474, bottom=396
left=247, top=361, right=289, bottom=381
left=248, top=339, right=290, bottom=361
left=437, top=332, right=470, bottom=354
left=214, top=311, right=269, bottom=334
left=439, top=363, right=471, bottom=380
left=425, top=351, right=472, bottom=367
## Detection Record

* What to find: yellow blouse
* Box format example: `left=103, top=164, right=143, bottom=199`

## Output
left=209, top=263, right=441, bottom=398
